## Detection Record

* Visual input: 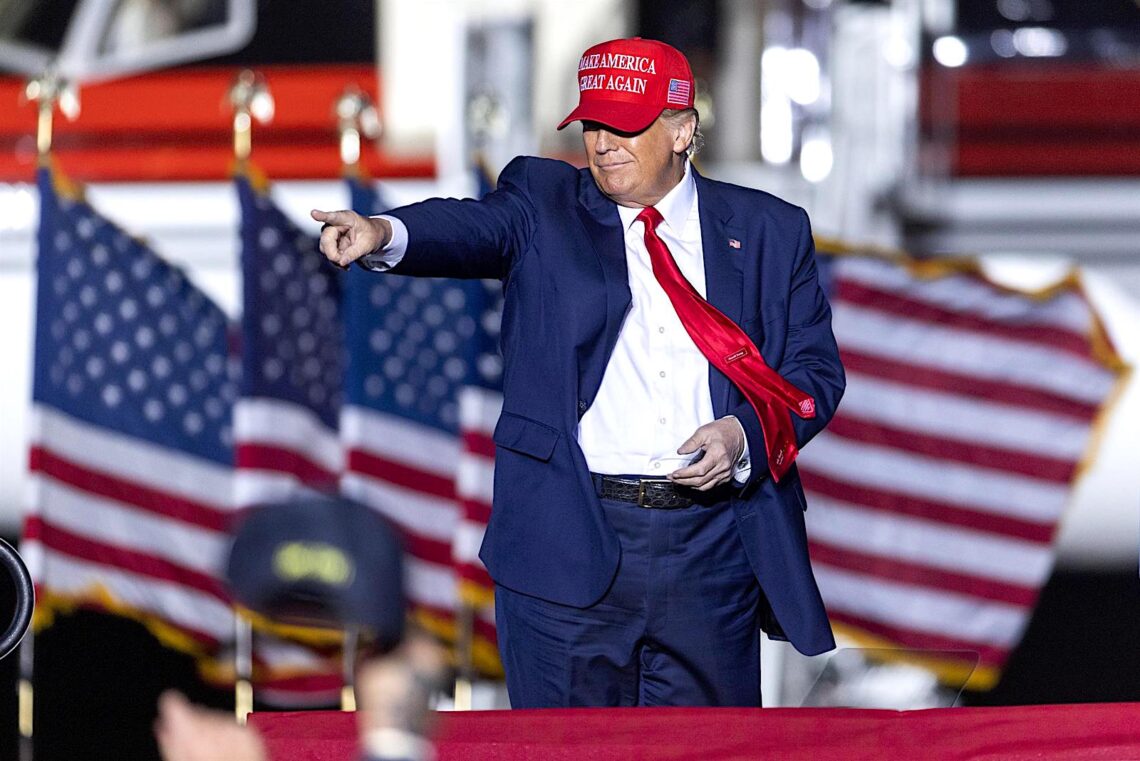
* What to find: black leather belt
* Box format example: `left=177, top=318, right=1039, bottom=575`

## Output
left=594, top=475, right=701, bottom=509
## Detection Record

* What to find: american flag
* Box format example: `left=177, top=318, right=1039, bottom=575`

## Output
left=666, top=78, right=692, bottom=106
left=800, top=249, right=1126, bottom=690
left=343, top=173, right=502, bottom=675
left=24, top=165, right=238, bottom=661
left=233, top=168, right=348, bottom=705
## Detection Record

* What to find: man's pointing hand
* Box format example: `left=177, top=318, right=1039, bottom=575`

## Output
left=310, top=209, right=392, bottom=269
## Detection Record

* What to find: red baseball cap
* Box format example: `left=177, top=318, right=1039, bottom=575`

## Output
left=557, top=37, right=695, bottom=133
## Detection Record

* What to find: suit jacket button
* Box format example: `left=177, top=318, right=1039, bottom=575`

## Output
left=578, top=400, right=587, bottom=411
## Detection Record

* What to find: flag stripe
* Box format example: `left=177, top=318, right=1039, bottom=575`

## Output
left=399, top=532, right=454, bottom=568
left=405, top=557, right=458, bottom=612
left=833, top=303, right=1113, bottom=404
left=822, top=416, right=1077, bottom=483
left=836, top=257, right=1092, bottom=334
left=21, top=541, right=230, bottom=644
left=29, top=406, right=234, bottom=508
left=340, top=408, right=460, bottom=480
left=24, top=517, right=228, bottom=600
left=29, top=446, right=229, bottom=531
left=341, top=473, right=459, bottom=544
left=235, top=399, right=343, bottom=474
left=456, top=457, right=495, bottom=507
left=813, top=565, right=1027, bottom=648
left=28, top=474, right=227, bottom=575
left=801, top=435, right=1068, bottom=524
left=452, top=520, right=488, bottom=567
left=346, top=449, right=456, bottom=501
left=461, top=431, right=496, bottom=459
left=835, top=279, right=1096, bottom=361
left=459, top=498, right=492, bottom=525
left=236, top=444, right=339, bottom=486
left=807, top=540, right=1038, bottom=607
left=804, top=493, right=1055, bottom=583
left=838, top=371, right=1093, bottom=461
left=839, top=350, right=1100, bottom=419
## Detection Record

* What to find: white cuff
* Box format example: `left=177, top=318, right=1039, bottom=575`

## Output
left=726, top=416, right=752, bottom=484
left=358, top=214, right=409, bottom=271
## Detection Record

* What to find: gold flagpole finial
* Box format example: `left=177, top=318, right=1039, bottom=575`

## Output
left=334, top=85, right=381, bottom=171
left=23, top=70, right=80, bottom=159
left=227, top=69, right=274, bottom=163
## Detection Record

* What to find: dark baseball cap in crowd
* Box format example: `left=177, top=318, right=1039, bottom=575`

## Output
left=226, top=494, right=405, bottom=649
left=557, top=37, right=696, bottom=133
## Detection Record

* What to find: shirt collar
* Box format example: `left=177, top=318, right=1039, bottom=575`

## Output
left=616, top=159, right=696, bottom=234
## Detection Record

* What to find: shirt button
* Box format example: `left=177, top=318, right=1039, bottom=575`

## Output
left=658, top=326, right=665, bottom=334
left=659, top=371, right=666, bottom=378
left=653, top=462, right=662, bottom=469
left=659, top=417, right=666, bottom=424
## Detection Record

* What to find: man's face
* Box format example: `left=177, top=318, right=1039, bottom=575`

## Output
left=582, top=115, right=690, bottom=208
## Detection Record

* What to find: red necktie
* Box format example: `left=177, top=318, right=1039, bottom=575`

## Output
left=637, top=205, right=815, bottom=483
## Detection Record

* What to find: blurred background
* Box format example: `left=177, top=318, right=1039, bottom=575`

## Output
left=1, top=0, right=1140, bottom=758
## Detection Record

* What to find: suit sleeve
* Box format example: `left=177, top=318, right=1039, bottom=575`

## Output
left=729, top=208, right=845, bottom=485
left=383, top=156, right=537, bottom=280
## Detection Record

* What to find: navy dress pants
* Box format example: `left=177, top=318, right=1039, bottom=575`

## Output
left=495, top=493, right=762, bottom=708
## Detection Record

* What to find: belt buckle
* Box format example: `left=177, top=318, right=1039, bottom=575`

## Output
left=637, top=479, right=648, bottom=507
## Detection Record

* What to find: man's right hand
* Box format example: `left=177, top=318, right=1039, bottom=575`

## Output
left=310, top=209, right=392, bottom=268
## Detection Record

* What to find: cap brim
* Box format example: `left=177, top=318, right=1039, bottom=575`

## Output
left=556, top=100, right=662, bottom=133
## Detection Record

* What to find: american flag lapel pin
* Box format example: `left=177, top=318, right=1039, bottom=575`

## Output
left=728, top=238, right=741, bottom=249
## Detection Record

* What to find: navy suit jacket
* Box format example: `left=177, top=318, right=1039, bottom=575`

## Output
left=386, top=156, right=845, bottom=655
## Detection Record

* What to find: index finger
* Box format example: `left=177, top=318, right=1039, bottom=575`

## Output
left=309, top=208, right=352, bottom=227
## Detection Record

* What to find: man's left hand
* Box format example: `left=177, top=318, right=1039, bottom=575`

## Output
left=669, top=417, right=745, bottom=491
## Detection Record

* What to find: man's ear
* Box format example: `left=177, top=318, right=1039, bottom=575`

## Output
left=672, top=116, right=696, bottom=155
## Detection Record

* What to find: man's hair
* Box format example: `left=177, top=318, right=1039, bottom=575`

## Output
left=661, top=108, right=703, bottom=157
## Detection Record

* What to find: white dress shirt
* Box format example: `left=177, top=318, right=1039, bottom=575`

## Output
left=363, top=160, right=750, bottom=480
left=577, top=162, right=750, bottom=480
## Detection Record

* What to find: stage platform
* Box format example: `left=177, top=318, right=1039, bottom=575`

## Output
left=250, top=702, right=1140, bottom=760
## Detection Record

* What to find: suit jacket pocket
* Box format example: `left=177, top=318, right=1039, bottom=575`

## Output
left=492, top=412, right=561, bottom=462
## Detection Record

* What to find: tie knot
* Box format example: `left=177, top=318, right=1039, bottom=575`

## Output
left=636, top=205, right=664, bottom=231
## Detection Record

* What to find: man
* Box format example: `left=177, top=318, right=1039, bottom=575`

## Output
left=155, top=630, right=446, bottom=761
left=312, top=37, right=845, bottom=708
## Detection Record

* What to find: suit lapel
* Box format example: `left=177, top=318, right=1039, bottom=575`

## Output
left=573, top=166, right=746, bottom=417
left=576, top=170, right=632, bottom=402
left=695, top=169, right=745, bottom=417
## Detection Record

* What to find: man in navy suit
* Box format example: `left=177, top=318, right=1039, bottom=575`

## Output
left=313, top=37, right=845, bottom=709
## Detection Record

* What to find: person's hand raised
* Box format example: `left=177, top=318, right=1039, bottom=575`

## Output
left=154, top=691, right=267, bottom=761
left=310, top=209, right=392, bottom=269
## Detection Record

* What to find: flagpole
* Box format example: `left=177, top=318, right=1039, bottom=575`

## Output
left=341, top=627, right=359, bottom=712
left=234, top=614, right=253, bottom=724
left=18, top=632, right=32, bottom=761
left=332, top=85, right=381, bottom=713
left=227, top=70, right=272, bottom=722
left=18, top=68, right=79, bottom=761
